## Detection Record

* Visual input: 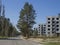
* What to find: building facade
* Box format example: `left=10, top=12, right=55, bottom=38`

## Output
left=46, top=15, right=60, bottom=37
left=37, top=24, right=46, bottom=36
left=34, top=15, right=60, bottom=37
left=33, top=15, right=60, bottom=37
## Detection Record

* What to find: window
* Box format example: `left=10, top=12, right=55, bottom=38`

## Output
left=48, top=18, right=50, bottom=20
left=52, top=21, right=55, bottom=23
left=57, top=29, right=59, bottom=31
left=52, top=28, right=54, bottom=30
left=52, top=25, right=54, bottom=26
left=52, top=18, right=54, bottom=20
left=48, top=28, right=50, bottom=30
left=48, top=25, right=50, bottom=27
left=56, top=25, right=59, bottom=27
left=44, top=25, right=46, bottom=26
left=56, top=21, right=59, bottom=23
left=56, top=18, right=59, bottom=20
left=39, top=25, right=40, bottom=26
left=39, top=27, right=40, bottom=28
left=48, top=21, right=50, bottom=23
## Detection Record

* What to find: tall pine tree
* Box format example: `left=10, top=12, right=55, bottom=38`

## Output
left=17, top=2, right=36, bottom=38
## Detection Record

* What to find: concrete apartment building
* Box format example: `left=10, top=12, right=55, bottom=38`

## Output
left=46, top=15, right=60, bottom=37
left=34, top=14, right=60, bottom=37
left=37, top=24, right=46, bottom=36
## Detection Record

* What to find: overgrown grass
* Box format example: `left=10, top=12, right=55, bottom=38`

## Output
left=44, top=42, right=60, bottom=45
left=0, top=36, right=15, bottom=39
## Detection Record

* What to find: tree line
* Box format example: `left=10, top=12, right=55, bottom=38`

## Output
left=0, top=3, right=19, bottom=37
left=0, top=16, right=19, bottom=37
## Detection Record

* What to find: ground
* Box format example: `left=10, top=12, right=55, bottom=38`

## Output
left=1, top=36, right=60, bottom=45
left=44, top=42, right=60, bottom=45
left=0, top=39, right=42, bottom=45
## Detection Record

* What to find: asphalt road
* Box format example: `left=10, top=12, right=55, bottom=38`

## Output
left=0, top=39, right=41, bottom=45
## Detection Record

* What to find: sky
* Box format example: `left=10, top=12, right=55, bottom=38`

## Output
left=2, top=0, right=60, bottom=28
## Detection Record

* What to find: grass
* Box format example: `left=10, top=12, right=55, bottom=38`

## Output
left=44, top=42, right=60, bottom=45
left=0, top=36, right=15, bottom=39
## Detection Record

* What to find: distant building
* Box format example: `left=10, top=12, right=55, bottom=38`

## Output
left=37, top=24, right=46, bottom=36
